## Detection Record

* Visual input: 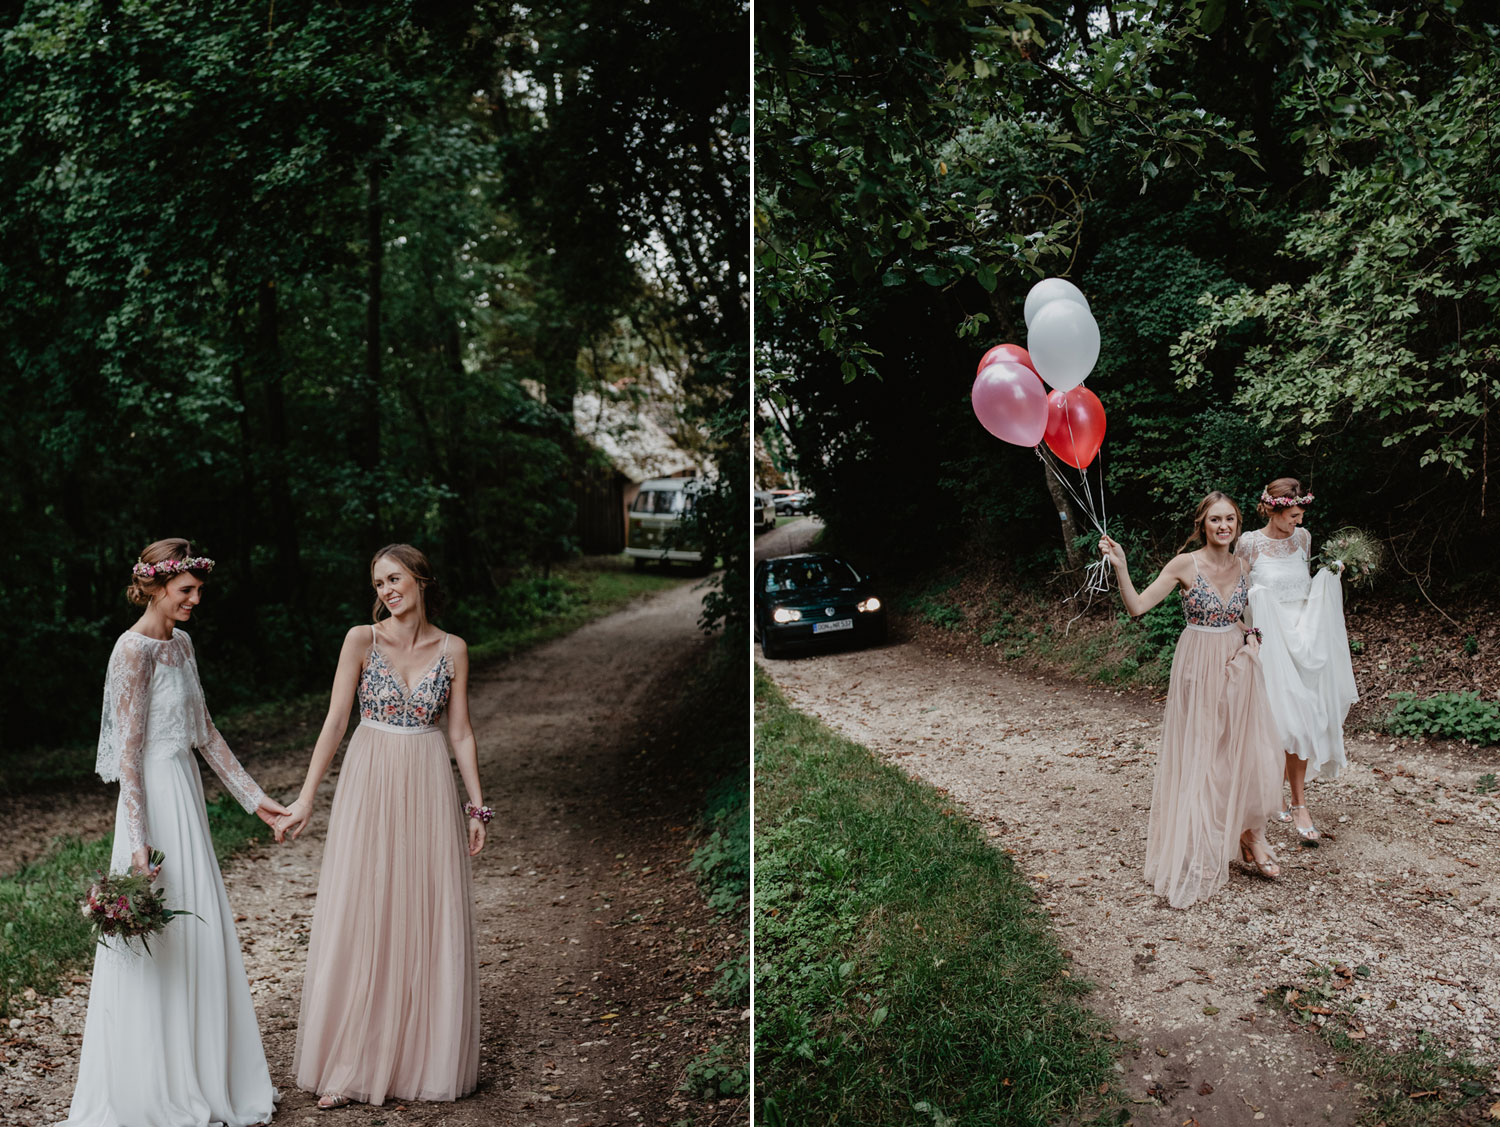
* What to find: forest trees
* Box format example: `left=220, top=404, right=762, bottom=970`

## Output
left=757, top=1, right=1499, bottom=582
left=0, top=0, right=748, bottom=750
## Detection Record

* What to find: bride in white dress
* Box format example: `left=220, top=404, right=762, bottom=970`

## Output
left=61, top=539, right=286, bottom=1127
left=1235, top=479, right=1359, bottom=844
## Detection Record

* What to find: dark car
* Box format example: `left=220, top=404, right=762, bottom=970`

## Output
left=755, top=553, right=886, bottom=659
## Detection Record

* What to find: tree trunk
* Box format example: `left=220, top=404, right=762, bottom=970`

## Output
left=1042, top=459, right=1084, bottom=572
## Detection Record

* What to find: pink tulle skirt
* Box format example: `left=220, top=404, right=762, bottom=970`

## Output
left=293, top=722, right=479, bottom=1103
left=1144, top=625, right=1283, bottom=909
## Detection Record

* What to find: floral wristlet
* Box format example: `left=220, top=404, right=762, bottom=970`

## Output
left=1243, top=627, right=1263, bottom=644
left=463, top=801, right=494, bottom=824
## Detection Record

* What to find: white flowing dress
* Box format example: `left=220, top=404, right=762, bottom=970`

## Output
left=61, top=630, right=278, bottom=1127
left=1236, top=528, right=1359, bottom=780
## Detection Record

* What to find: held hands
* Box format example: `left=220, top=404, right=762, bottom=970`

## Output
left=272, top=798, right=314, bottom=844
left=255, top=796, right=291, bottom=839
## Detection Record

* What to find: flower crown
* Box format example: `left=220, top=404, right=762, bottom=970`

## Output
left=132, top=556, right=215, bottom=580
left=1260, top=491, right=1313, bottom=509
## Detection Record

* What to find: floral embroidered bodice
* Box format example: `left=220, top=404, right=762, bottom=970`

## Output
left=1181, top=561, right=1249, bottom=627
left=1236, top=528, right=1312, bottom=606
left=358, top=628, right=453, bottom=729
left=97, top=630, right=267, bottom=855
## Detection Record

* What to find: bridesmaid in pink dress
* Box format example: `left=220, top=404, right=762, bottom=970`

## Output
left=1099, top=492, right=1283, bottom=908
left=275, top=544, right=488, bottom=1109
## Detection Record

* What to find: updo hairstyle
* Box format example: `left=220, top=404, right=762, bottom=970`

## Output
left=370, top=543, right=444, bottom=621
left=1257, top=477, right=1306, bottom=520
left=126, top=538, right=212, bottom=606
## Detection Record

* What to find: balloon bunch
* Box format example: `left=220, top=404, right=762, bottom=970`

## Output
left=970, top=278, right=1112, bottom=595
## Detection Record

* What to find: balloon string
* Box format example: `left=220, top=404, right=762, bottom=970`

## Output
left=1039, top=403, right=1114, bottom=632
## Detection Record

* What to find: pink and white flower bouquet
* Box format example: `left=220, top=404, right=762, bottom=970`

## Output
left=79, top=850, right=199, bottom=954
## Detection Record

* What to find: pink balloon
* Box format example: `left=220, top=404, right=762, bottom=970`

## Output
left=972, top=361, right=1048, bottom=447
left=976, top=343, right=1035, bottom=375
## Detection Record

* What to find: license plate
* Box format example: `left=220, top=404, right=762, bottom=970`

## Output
left=813, top=618, right=854, bottom=634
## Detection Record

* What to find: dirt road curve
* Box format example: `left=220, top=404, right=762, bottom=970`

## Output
left=760, top=633, right=1500, bottom=1126
left=7, top=581, right=744, bottom=1127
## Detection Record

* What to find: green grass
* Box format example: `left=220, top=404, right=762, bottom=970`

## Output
left=754, top=670, right=1114, bottom=1126
left=1266, top=977, right=1489, bottom=1126
left=675, top=645, right=751, bottom=1107
left=0, top=794, right=269, bottom=1017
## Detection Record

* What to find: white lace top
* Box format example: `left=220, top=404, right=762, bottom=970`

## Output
left=1235, top=527, right=1313, bottom=606
left=97, top=630, right=267, bottom=854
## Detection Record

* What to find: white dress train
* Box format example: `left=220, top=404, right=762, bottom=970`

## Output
left=61, top=630, right=278, bottom=1127
left=1237, top=527, right=1359, bottom=780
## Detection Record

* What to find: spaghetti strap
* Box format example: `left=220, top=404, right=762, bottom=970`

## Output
left=441, top=632, right=450, bottom=654
left=1190, top=551, right=1201, bottom=574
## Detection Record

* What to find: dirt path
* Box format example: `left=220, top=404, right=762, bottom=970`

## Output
left=5, top=582, right=746, bottom=1127
left=760, top=633, right=1500, bottom=1125
left=754, top=517, right=823, bottom=563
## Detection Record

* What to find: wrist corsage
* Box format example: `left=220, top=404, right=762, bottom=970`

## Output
left=1243, top=627, right=1263, bottom=645
left=463, top=801, right=494, bottom=824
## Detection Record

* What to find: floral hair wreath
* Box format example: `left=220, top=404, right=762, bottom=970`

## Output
left=1260, top=491, right=1313, bottom=509
left=132, top=556, right=215, bottom=580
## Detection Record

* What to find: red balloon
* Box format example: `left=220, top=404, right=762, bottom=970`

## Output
left=976, top=343, right=1035, bottom=376
left=1043, top=387, right=1106, bottom=469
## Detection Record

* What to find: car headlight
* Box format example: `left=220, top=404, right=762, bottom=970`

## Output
left=858, top=597, right=882, bottom=613
left=772, top=607, right=802, bottom=623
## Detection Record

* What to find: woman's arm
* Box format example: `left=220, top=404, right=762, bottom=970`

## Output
left=276, top=626, right=367, bottom=842
left=1099, top=536, right=1191, bottom=617
left=109, top=644, right=156, bottom=875
left=445, top=638, right=486, bottom=857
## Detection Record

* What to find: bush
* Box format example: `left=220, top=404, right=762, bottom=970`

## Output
left=1386, top=691, right=1500, bottom=745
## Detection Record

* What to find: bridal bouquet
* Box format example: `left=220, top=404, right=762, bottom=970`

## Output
left=1317, top=527, right=1382, bottom=588
left=80, top=851, right=198, bottom=954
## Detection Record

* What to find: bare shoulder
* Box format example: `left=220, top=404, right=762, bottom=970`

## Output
left=445, top=633, right=469, bottom=657
left=342, top=624, right=373, bottom=651
left=1163, top=551, right=1196, bottom=576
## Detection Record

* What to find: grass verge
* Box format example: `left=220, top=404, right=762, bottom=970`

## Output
left=0, top=794, right=269, bottom=1017
left=1266, top=975, right=1489, bottom=1125
left=676, top=645, right=751, bottom=1107
left=754, top=669, right=1115, bottom=1126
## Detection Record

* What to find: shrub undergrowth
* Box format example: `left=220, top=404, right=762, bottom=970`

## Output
left=1385, top=691, right=1500, bottom=745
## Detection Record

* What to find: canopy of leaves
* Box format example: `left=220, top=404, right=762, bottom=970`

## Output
left=0, top=0, right=747, bottom=751
left=757, top=0, right=1498, bottom=589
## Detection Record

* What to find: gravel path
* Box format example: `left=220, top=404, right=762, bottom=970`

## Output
left=760, top=633, right=1500, bottom=1124
left=3, top=582, right=745, bottom=1127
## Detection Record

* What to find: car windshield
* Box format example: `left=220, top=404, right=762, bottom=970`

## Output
left=762, top=558, right=860, bottom=593
left=630, top=489, right=689, bottom=514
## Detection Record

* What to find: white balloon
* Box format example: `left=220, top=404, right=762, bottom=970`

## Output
left=1027, top=299, right=1100, bottom=392
left=1023, top=277, right=1090, bottom=329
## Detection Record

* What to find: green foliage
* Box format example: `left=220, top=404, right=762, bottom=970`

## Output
left=680, top=1037, right=750, bottom=1100
left=0, top=0, right=746, bottom=754
left=757, top=2, right=1500, bottom=592
left=755, top=672, right=1113, bottom=1124
left=1475, top=773, right=1497, bottom=795
left=0, top=793, right=268, bottom=1017
left=1385, top=691, right=1500, bottom=746
left=689, top=773, right=750, bottom=917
